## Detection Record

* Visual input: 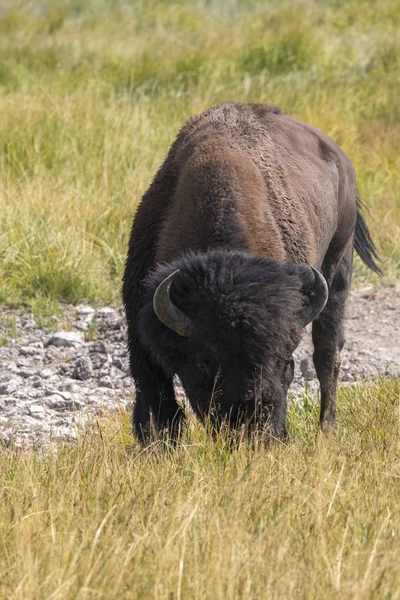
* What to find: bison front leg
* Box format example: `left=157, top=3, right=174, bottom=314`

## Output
left=312, top=254, right=352, bottom=431
left=129, top=329, right=185, bottom=444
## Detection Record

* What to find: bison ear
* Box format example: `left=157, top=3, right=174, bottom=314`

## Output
left=297, top=266, right=329, bottom=328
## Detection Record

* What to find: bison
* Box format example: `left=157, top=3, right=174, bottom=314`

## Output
left=122, top=102, right=380, bottom=443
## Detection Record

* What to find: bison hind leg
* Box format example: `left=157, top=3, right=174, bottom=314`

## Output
left=312, top=250, right=352, bottom=431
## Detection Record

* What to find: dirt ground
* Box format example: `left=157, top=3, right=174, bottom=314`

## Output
left=293, top=283, right=400, bottom=386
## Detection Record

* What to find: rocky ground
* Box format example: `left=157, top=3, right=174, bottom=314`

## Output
left=0, top=284, right=399, bottom=447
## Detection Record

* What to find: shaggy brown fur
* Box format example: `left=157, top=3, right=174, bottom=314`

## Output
left=123, top=102, right=380, bottom=442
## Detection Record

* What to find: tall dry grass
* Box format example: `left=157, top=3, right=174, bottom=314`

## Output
left=1, top=378, right=399, bottom=599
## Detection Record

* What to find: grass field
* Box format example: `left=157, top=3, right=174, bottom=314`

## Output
left=1, top=378, right=400, bottom=599
left=0, top=0, right=399, bottom=312
left=1, top=1, right=400, bottom=598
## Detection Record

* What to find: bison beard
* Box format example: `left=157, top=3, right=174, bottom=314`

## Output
left=122, top=102, right=381, bottom=444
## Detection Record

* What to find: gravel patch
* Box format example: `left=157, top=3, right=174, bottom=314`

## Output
left=0, top=284, right=399, bottom=446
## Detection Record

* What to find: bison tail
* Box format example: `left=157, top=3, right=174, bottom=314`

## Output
left=354, top=191, right=382, bottom=275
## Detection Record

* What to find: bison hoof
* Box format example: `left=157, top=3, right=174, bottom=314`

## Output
left=319, top=418, right=336, bottom=435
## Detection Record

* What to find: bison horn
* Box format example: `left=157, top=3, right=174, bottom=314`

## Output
left=298, top=266, right=329, bottom=327
left=153, top=270, right=192, bottom=337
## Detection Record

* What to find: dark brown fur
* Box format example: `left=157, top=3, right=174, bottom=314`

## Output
left=123, top=102, right=380, bottom=442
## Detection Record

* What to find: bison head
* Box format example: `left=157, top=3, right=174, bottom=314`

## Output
left=139, top=250, right=327, bottom=438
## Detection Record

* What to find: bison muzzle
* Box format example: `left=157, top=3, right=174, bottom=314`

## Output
left=122, top=102, right=380, bottom=443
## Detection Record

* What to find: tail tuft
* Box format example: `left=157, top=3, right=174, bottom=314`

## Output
left=354, top=191, right=382, bottom=275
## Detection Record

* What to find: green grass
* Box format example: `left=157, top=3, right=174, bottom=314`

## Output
left=0, top=0, right=399, bottom=309
left=1, top=377, right=399, bottom=599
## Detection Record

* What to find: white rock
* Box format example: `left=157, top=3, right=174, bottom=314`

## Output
left=0, top=397, right=14, bottom=411
left=90, top=353, right=107, bottom=369
left=52, top=425, right=78, bottom=440
left=22, top=317, right=38, bottom=329
left=299, top=359, right=316, bottom=380
left=96, top=387, right=116, bottom=398
left=0, top=379, right=21, bottom=395
left=47, top=331, right=84, bottom=348
left=72, top=357, right=93, bottom=381
left=56, top=391, right=73, bottom=401
left=74, top=320, right=90, bottom=331
left=45, top=394, right=71, bottom=410
left=76, top=305, right=95, bottom=315
left=97, top=307, right=115, bottom=316
left=20, top=346, right=44, bottom=356
left=28, top=342, right=44, bottom=349
left=17, top=369, right=37, bottom=379
left=89, top=341, right=108, bottom=354
left=99, top=376, right=114, bottom=389
left=61, top=381, right=83, bottom=393
left=5, top=362, right=18, bottom=373
left=112, top=357, right=124, bottom=370
left=341, top=372, right=355, bottom=382
left=39, top=368, right=53, bottom=379
left=29, top=404, right=47, bottom=417
left=122, top=377, right=133, bottom=388
left=45, top=395, right=84, bottom=412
